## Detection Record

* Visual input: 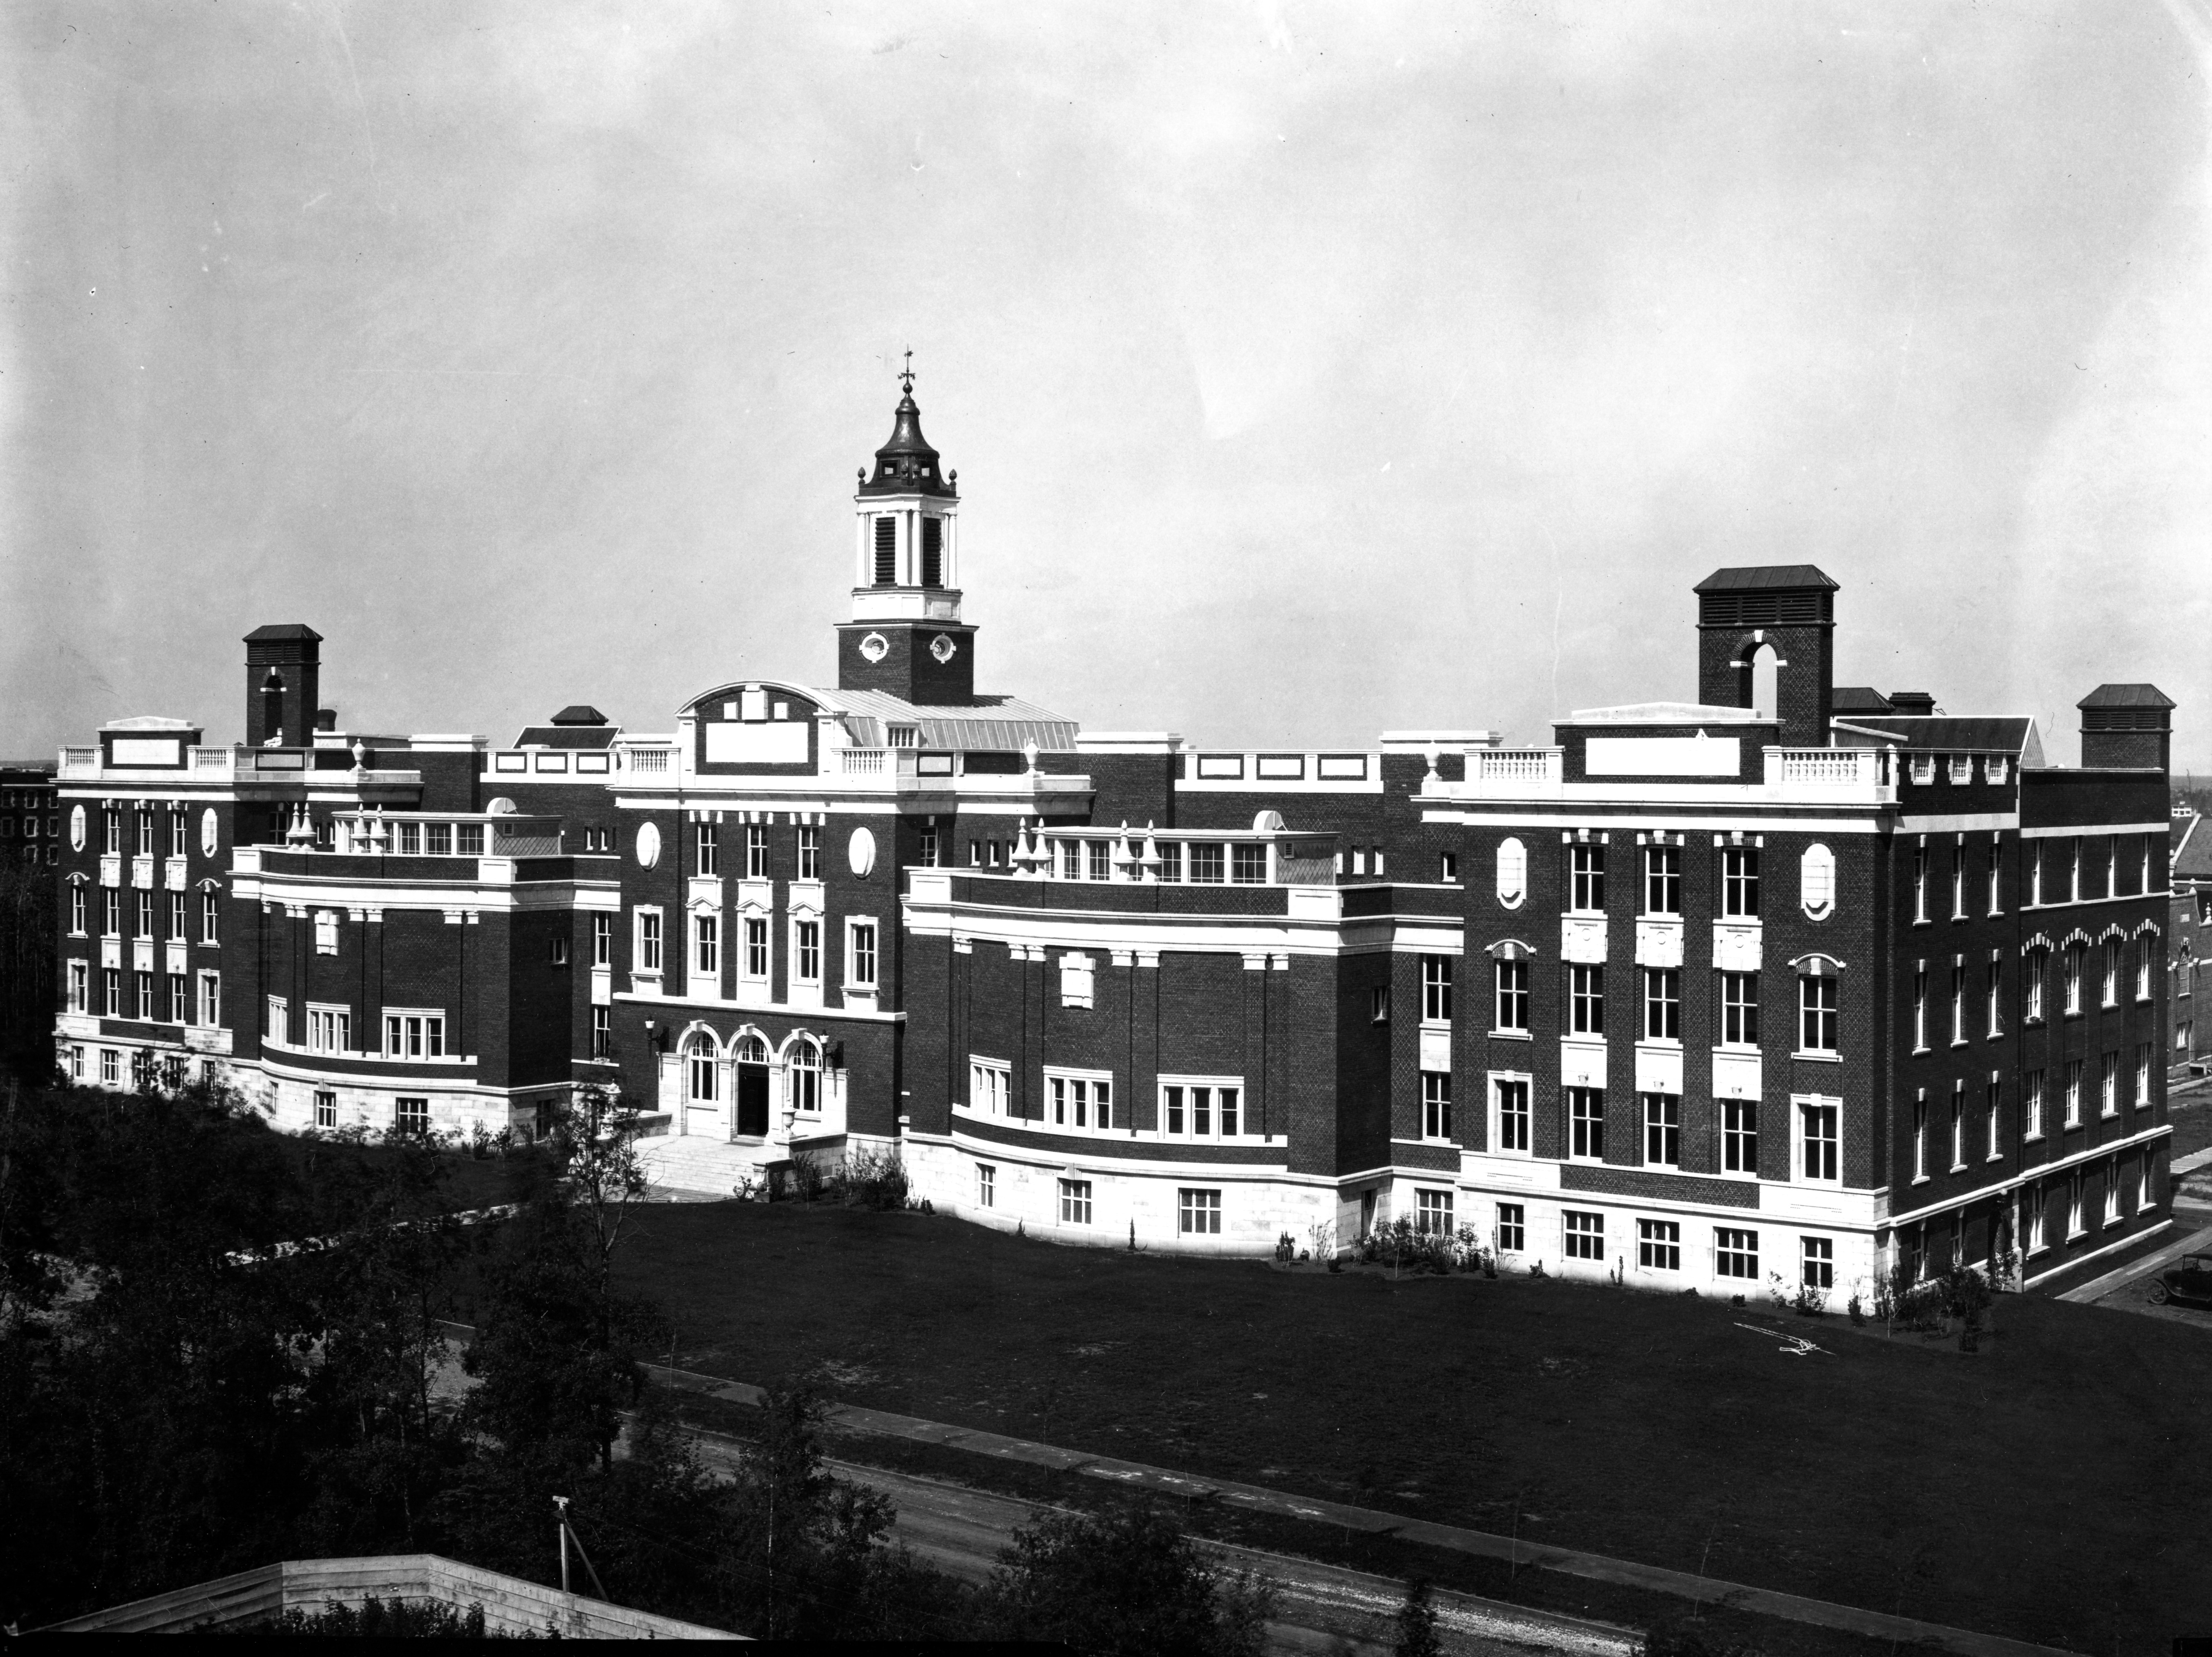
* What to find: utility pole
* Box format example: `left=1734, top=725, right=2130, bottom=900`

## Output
left=555, top=1496, right=571, bottom=1595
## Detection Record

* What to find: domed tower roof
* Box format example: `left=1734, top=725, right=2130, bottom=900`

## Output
left=857, top=358, right=957, bottom=499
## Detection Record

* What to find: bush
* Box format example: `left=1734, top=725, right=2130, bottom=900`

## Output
left=980, top=1498, right=1273, bottom=1656
left=264, top=1596, right=497, bottom=1637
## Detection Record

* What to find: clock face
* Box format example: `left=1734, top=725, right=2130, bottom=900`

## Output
left=860, top=632, right=890, bottom=664
left=929, top=633, right=957, bottom=664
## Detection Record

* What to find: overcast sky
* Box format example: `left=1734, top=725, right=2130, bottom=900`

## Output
left=5, top=2, right=2209, bottom=769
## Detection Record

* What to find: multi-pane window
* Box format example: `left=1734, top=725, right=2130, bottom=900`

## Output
left=102, top=808, right=121, bottom=856
left=1162, top=1081, right=1241, bottom=1139
left=1567, top=1087, right=1605, bottom=1160
left=102, top=889, right=120, bottom=937
left=1986, top=1076, right=2002, bottom=1158
left=2064, top=1059, right=2084, bottom=1128
left=1058, top=1179, right=1093, bottom=1226
left=745, top=824, right=768, bottom=879
left=2136, top=940, right=2152, bottom=1002
left=198, top=972, right=221, bottom=1027
left=695, top=823, right=718, bottom=877
left=1087, top=840, right=1111, bottom=881
left=2103, top=1161, right=2122, bottom=1226
left=1987, top=839, right=2002, bottom=915
left=694, top=914, right=720, bottom=978
left=743, top=917, right=768, bottom=979
left=1721, top=1098, right=1758, bottom=1174
left=385, top=1013, right=446, bottom=1060
left=1421, top=1072, right=1452, bottom=1140
left=1421, top=955, right=1453, bottom=1022
left=2100, top=1052, right=2119, bottom=1118
left=1495, top=1078, right=1531, bottom=1154
left=1985, top=958, right=2002, bottom=1037
left=2101, top=938, right=2121, bottom=1008
left=1949, top=1083, right=1966, bottom=1170
left=2025, top=950, right=2046, bottom=1021
left=795, top=919, right=821, bottom=983
left=2024, top=1184, right=2046, bottom=1252
left=167, top=891, right=186, bottom=939
left=1180, top=1188, right=1223, bottom=1235
left=1715, top=1228, right=1759, bottom=1280
left=1638, top=1218, right=1680, bottom=1271
left=100, top=1047, right=119, bottom=1084
left=1643, top=969, right=1680, bottom=1041
left=1719, top=848, right=1760, bottom=919
left=148, top=971, right=177, bottom=1020
left=848, top=920, right=878, bottom=988
left=136, top=811, right=155, bottom=857
left=1189, top=844, right=1225, bottom=883
left=1950, top=845, right=1966, bottom=919
left=1643, top=843, right=1680, bottom=916
left=67, top=960, right=87, bottom=1013
left=305, top=1007, right=352, bottom=1053
left=591, top=1006, right=610, bottom=1060
left=133, top=891, right=153, bottom=940
left=1801, top=1236, right=1834, bottom=1290
left=135, top=971, right=155, bottom=1021
left=1913, top=843, right=1930, bottom=922
left=394, top=1097, right=430, bottom=1135
left=102, top=968, right=122, bottom=1017
left=314, top=1090, right=338, bottom=1129
left=1048, top=1072, right=1112, bottom=1130
left=1798, top=975, right=1838, bottom=1054
left=1911, top=1094, right=1928, bottom=1179
left=1414, top=1189, right=1453, bottom=1236
left=2136, top=1044, right=2151, bottom=1108
left=1568, top=964, right=1605, bottom=1036
left=1569, top=844, right=1606, bottom=913
left=789, top=1043, right=821, bottom=1114
left=69, top=884, right=86, bottom=935
left=1719, top=972, right=1758, bottom=1046
left=1801, top=1101, right=1839, bottom=1182
left=796, top=825, right=820, bottom=881
left=591, top=913, right=612, bottom=967
left=1563, top=1210, right=1604, bottom=1260
left=686, top=1035, right=718, bottom=1101
left=1949, top=962, right=1967, bottom=1044
left=969, top=1059, right=1012, bottom=1115
left=1230, top=844, right=1267, bottom=884
left=637, top=910, right=663, bottom=973
left=2063, top=945, right=2083, bottom=1014
left=1495, top=1202, right=1526, bottom=1254
left=2025, top=1068, right=2045, bottom=1139
left=976, top=1163, right=996, bottom=1208
left=2069, top=838, right=2083, bottom=902
left=1643, top=1093, right=1680, bottom=1167
left=266, top=995, right=291, bottom=1045
left=1494, top=959, right=1529, bottom=1032
left=1157, top=842, right=1183, bottom=882
left=917, top=825, right=938, bottom=868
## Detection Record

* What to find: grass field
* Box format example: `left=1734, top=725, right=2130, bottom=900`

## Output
left=565, top=1199, right=2212, bottom=1654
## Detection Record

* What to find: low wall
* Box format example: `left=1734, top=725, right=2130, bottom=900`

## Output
left=36, top=1553, right=744, bottom=1639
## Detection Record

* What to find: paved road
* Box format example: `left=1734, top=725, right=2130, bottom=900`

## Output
left=680, top=1423, right=1639, bottom=1657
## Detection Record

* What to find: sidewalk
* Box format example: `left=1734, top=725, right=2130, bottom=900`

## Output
left=2055, top=1221, right=2212, bottom=1304
left=643, top=1360, right=2078, bottom=1657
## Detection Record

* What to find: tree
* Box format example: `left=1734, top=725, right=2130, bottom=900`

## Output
left=1393, top=1578, right=1441, bottom=1657
left=981, top=1497, right=1275, bottom=1657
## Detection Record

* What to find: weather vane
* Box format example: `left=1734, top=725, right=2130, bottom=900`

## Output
left=900, top=348, right=915, bottom=394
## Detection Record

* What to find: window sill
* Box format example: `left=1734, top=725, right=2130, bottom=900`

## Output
left=1910, top=1045, right=1932, bottom=1057
left=1911, top=1174, right=1931, bottom=1186
left=1791, top=1050, right=1842, bottom=1063
left=1489, top=1027, right=1532, bottom=1040
left=1715, top=1043, right=1761, bottom=1056
left=2104, top=1215, right=2125, bottom=1230
left=2025, top=1132, right=2045, bottom=1144
left=1987, top=1152, right=2004, bottom=1163
left=1949, top=1162, right=1969, bottom=1175
left=1949, top=1039, right=1971, bottom=1049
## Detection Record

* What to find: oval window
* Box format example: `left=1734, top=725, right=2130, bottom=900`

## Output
left=69, top=803, right=86, bottom=852
left=200, top=807, right=219, bottom=857
left=1801, top=842, right=1836, bottom=918
left=1496, top=836, right=1527, bottom=908
left=848, top=827, right=878, bottom=878
left=636, top=821, right=662, bottom=869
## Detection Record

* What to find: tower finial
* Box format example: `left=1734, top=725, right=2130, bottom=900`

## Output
left=899, top=348, right=915, bottom=395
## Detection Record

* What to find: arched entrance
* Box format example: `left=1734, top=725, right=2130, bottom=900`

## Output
left=735, top=1034, right=771, bottom=1139
left=1749, top=641, right=1781, bottom=721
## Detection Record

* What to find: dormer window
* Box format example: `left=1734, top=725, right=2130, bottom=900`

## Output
left=873, top=516, right=896, bottom=585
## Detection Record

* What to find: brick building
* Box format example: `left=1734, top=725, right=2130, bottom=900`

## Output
left=49, top=376, right=2178, bottom=1296
left=1, top=761, right=59, bottom=866
left=2172, top=809, right=2210, bottom=1075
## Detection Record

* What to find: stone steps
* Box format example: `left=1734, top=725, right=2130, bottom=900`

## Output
left=636, top=1135, right=771, bottom=1201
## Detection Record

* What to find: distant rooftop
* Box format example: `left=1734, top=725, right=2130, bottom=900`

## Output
left=1693, top=565, right=1838, bottom=593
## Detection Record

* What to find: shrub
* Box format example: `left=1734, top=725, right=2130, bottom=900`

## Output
left=268, top=1596, right=496, bottom=1637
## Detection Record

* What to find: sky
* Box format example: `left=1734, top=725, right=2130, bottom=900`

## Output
left=4, top=1, right=2210, bottom=768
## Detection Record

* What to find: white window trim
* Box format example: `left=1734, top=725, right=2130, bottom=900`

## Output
left=633, top=904, right=664, bottom=977
left=1564, top=1085, right=1607, bottom=1165
left=1489, top=1071, right=1535, bottom=1159
left=1793, top=1095, right=1843, bottom=1186
left=1042, top=1065, right=1116, bottom=1136
left=304, top=1001, right=355, bottom=1056
left=966, top=1054, right=1013, bottom=1116
left=845, top=917, right=880, bottom=991
left=382, top=1006, right=449, bottom=1061
left=1156, top=1073, right=1257, bottom=1143
left=738, top=911, right=772, bottom=985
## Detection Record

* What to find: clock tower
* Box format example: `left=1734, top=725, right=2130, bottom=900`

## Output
left=836, top=363, right=978, bottom=704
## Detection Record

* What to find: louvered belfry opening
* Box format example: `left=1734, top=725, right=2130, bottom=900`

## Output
left=1692, top=566, right=1838, bottom=747
left=873, top=516, right=897, bottom=585
left=921, top=517, right=943, bottom=588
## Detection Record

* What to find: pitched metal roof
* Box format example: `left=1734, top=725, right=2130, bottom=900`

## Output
left=551, top=705, right=609, bottom=726
left=2077, top=683, right=2175, bottom=710
left=1693, top=565, right=1838, bottom=593
left=2173, top=814, right=2212, bottom=882
left=810, top=687, right=1079, bottom=752
left=512, top=726, right=619, bottom=750
left=1830, top=686, right=1894, bottom=714
left=242, top=623, right=324, bottom=642
left=1831, top=715, right=2044, bottom=762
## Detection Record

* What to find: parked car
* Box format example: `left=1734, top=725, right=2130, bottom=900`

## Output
left=2148, top=1254, right=2212, bottom=1308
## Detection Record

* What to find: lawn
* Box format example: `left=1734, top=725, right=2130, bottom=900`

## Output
left=574, top=1201, right=2212, bottom=1654
left=2168, top=1081, right=2212, bottom=1164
